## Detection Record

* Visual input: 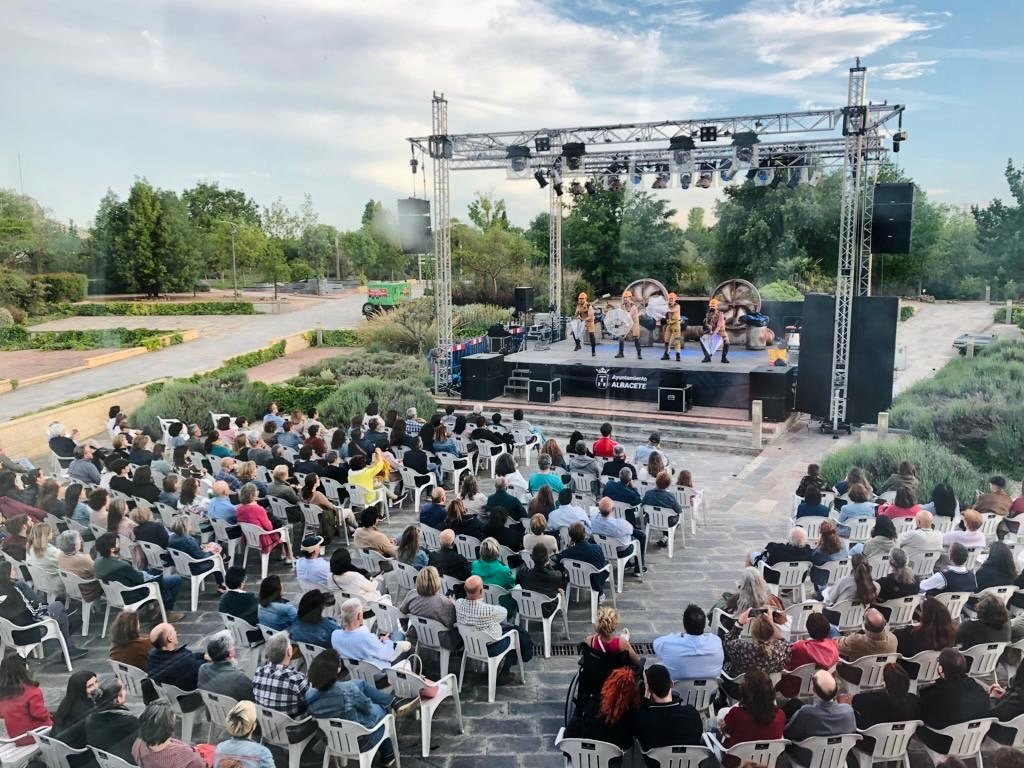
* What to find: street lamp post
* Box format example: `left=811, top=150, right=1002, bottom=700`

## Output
left=215, top=220, right=240, bottom=299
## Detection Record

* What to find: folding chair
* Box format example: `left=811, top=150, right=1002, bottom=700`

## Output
left=99, top=579, right=166, bottom=638
left=0, top=615, right=72, bottom=671
left=554, top=727, right=624, bottom=768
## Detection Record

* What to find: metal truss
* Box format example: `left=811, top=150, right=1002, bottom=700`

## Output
left=430, top=92, right=454, bottom=392
left=548, top=184, right=563, bottom=315
left=857, top=159, right=880, bottom=296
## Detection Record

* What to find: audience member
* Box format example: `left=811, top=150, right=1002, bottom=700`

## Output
left=750, top=527, right=813, bottom=567
left=257, top=574, right=297, bottom=630
left=296, top=535, right=331, bottom=587
left=455, top=575, right=533, bottom=683
left=329, top=547, right=387, bottom=601
left=876, top=547, right=920, bottom=601
left=198, top=632, right=254, bottom=701
left=880, top=461, right=918, bottom=495
left=441, top=498, right=486, bottom=540
left=0, top=652, right=51, bottom=745
left=50, top=669, right=97, bottom=748
left=786, top=612, right=839, bottom=670
left=400, top=566, right=458, bottom=648
left=592, top=423, right=618, bottom=459
left=522, top=514, right=558, bottom=556
left=420, top=486, right=448, bottom=529
left=943, top=509, right=987, bottom=548
left=584, top=606, right=640, bottom=665
left=633, top=663, right=704, bottom=757
left=148, top=623, right=204, bottom=714
left=131, top=700, right=207, bottom=768
left=252, top=632, right=319, bottom=743
left=548, top=488, right=591, bottom=532
left=396, top=524, right=429, bottom=569
left=796, top=463, right=827, bottom=497
left=956, top=594, right=1011, bottom=648
left=591, top=496, right=647, bottom=577
left=428, top=528, right=472, bottom=582
left=720, top=670, right=784, bottom=748
left=795, top=486, right=829, bottom=518
left=852, top=662, right=920, bottom=729
left=895, top=597, right=956, bottom=656
left=722, top=614, right=790, bottom=677
left=837, top=608, right=897, bottom=660
left=219, top=566, right=259, bottom=626
left=809, top=520, right=849, bottom=594
left=84, top=676, right=140, bottom=763
left=527, top=454, right=565, bottom=494
left=783, top=670, right=856, bottom=763
left=332, top=598, right=411, bottom=668
left=215, top=700, right=276, bottom=768
left=653, top=604, right=724, bottom=681
left=918, top=648, right=991, bottom=752
left=289, top=589, right=341, bottom=648
left=837, top=482, right=876, bottom=522
left=600, top=445, right=637, bottom=482
left=977, top=541, right=1018, bottom=590
left=109, top=610, right=152, bottom=670
left=485, top=476, right=526, bottom=521
left=920, top=542, right=978, bottom=595
left=565, top=666, right=639, bottom=750
left=977, top=475, right=1012, bottom=516
left=94, top=532, right=184, bottom=620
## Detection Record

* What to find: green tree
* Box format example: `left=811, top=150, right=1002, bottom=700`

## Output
left=525, top=212, right=550, bottom=256
left=973, top=159, right=1024, bottom=292
left=127, top=180, right=162, bottom=296
left=261, top=198, right=301, bottom=241
left=153, top=190, right=199, bottom=292
left=341, top=229, right=379, bottom=278
left=453, top=222, right=540, bottom=300
left=467, top=193, right=510, bottom=231
left=90, top=190, right=131, bottom=291
left=181, top=182, right=260, bottom=230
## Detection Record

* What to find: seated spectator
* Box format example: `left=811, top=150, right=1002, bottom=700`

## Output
left=600, top=446, right=637, bottom=485
left=852, top=662, right=920, bottom=730
left=633, top=432, right=665, bottom=469
left=810, top=520, right=849, bottom=594
left=956, top=594, right=1011, bottom=648
left=990, top=664, right=1024, bottom=733
left=721, top=670, right=785, bottom=748
left=787, top=612, right=839, bottom=671
left=84, top=677, right=140, bottom=763
left=920, top=542, right=978, bottom=595
left=750, top=526, right=813, bottom=568
left=0, top=477, right=43, bottom=525
left=823, top=554, right=878, bottom=608
left=976, top=541, right=1018, bottom=590
left=441, top=498, right=486, bottom=541
left=455, top=575, right=533, bottom=684
left=67, top=444, right=102, bottom=485
left=880, top=461, right=919, bottom=495
left=428, top=528, right=472, bottom=582
left=636, top=450, right=667, bottom=485
left=305, top=424, right=327, bottom=457
left=148, top=623, right=204, bottom=709
left=837, top=608, right=897, bottom=660
left=295, top=534, right=331, bottom=587
left=796, top=463, right=827, bottom=498
left=132, top=505, right=169, bottom=549
left=248, top=437, right=273, bottom=468
left=332, top=597, right=410, bottom=669
left=329, top=547, right=387, bottom=601
left=106, top=498, right=136, bottom=539
left=494, top=452, right=528, bottom=491
left=172, top=445, right=205, bottom=480
left=853, top=514, right=898, bottom=560
left=977, top=475, right=1012, bottom=516
left=353, top=507, right=398, bottom=558
left=522, top=514, right=558, bottom=556
left=633, top=663, right=703, bottom=758
left=943, top=509, right=986, bottom=548
left=50, top=670, right=97, bottom=748
left=128, top=435, right=155, bottom=467
left=528, top=454, right=565, bottom=494
left=795, top=486, right=830, bottom=519
left=25, top=522, right=61, bottom=585
left=107, top=460, right=133, bottom=496
left=837, top=482, right=876, bottom=523
left=540, top=439, right=566, bottom=470
left=257, top=574, right=297, bottom=630
left=482, top=507, right=524, bottom=553
left=305, top=649, right=397, bottom=764
left=252, top=632, right=319, bottom=742
left=267, top=465, right=300, bottom=505
left=548, top=488, right=591, bottom=533
left=528, top=485, right=557, bottom=520
left=289, top=589, right=340, bottom=648
left=723, top=567, right=788, bottom=632
left=592, top=422, right=618, bottom=459
left=484, top=476, right=525, bottom=521
left=168, top=516, right=224, bottom=587
left=94, top=533, right=184, bottom=620
left=555, top=521, right=609, bottom=594
left=205, top=432, right=233, bottom=458
left=204, top=480, right=234, bottom=523
left=641, top=470, right=683, bottom=547
left=400, top=565, right=458, bottom=647
left=63, top=483, right=90, bottom=526
left=396, top=525, right=429, bottom=569
left=784, top=670, right=856, bottom=763
left=219, top=566, right=259, bottom=627
left=471, top=537, right=516, bottom=611
left=236, top=460, right=267, bottom=497
left=236, top=482, right=294, bottom=562
left=157, top=474, right=180, bottom=509
left=419, top=487, right=448, bottom=529
left=567, top=440, right=602, bottom=488
left=292, top=445, right=321, bottom=476
left=215, top=700, right=276, bottom=768
left=59, top=529, right=100, bottom=601
left=584, top=605, right=639, bottom=666
left=364, top=417, right=390, bottom=450
left=0, top=652, right=51, bottom=745
left=835, top=466, right=872, bottom=498
left=602, top=466, right=642, bottom=510
left=878, top=486, right=923, bottom=520
left=516, top=543, right=566, bottom=605
left=46, top=422, right=81, bottom=465
left=918, top=648, right=991, bottom=752
left=591, top=496, right=647, bottom=577
left=723, top=613, right=790, bottom=677
left=131, top=700, right=207, bottom=768
left=895, top=597, right=956, bottom=657
left=109, top=611, right=152, bottom=671
left=458, top=475, right=487, bottom=516
left=564, top=666, right=639, bottom=750
left=653, top=603, right=724, bottom=682
left=106, top=436, right=131, bottom=471
left=347, top=449, right=387, bottom=507
left=876, top=547, right=920, bottom=601
left=404, top=436, right=441, bottom=486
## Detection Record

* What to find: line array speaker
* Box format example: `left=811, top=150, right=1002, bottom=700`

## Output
left=397, top=197, right=432, bottom=254
left=872, top=183, right=914, bottom=254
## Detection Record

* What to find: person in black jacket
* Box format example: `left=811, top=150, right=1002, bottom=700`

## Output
left=427, top=529, right=472, bottom=581
left=634, top=663, right=703, bottom=760
left=404, top=437, right=441, bottom=486
left=989, top=664, right=1024, bottom=745
left=131, top=465, right=161, bottom=503
left=918, top=648, right=992, bottom=752
left=750, top=527, right=813, bottom=568
left=852, top=662, right=920, bottom=730
left=147, top=622, right=205, bottom=712
left=84, top=677, right=141, bottom=764
left=485, top=478, right=527, bottom=521
left=516, top=543, right=566, bottom=616
left=483, top=507, right=524, bottom=553
left=50, top=669, right=97, bottom=748
left=554, top=522, right=609, bottom=596
left=108, top=459, right=135, bottom=496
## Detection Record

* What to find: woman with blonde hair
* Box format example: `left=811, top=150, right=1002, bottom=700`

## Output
left=522, top=513, right=558, bottom=556
left=26, top=523, right=60, bottom=582
left=638, top=451, right=666, bottom=484
left=214, top=700, right=275, bottom=768
left=585, top=606, right=640, bottom=665
left=399, top=565, right=458, bottom=647
left=724, top=566, right=789, bottom=635
left=236, top=461, right=266, bottom=497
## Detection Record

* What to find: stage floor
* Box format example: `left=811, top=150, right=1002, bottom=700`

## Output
left=507, top=337, right=771, bottom=373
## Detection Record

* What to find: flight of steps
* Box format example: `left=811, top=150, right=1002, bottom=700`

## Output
left=502, top=366, right=531, bottom=397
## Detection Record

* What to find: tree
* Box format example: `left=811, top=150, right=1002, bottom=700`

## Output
left=525, top=212, right=550, bottom=256
left=453, top=222, right=540, bottom=300
left=126, top=180, right=162, bottom=296
left=181, top=182, right=260, bottom=230
left=467, top=193, right=510, bottom=231
left=973, top=159, right=1024, bottom=296
left=341, top=229, right=379, bottom=278
left=261, top=198, right=301, bottom=241
left=153, top=190, right=199, bottom=292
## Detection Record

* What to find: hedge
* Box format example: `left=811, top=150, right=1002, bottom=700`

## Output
left=317, top=377, right=435, bottom=426
left=993, top=307, right=1024, bottom=327
left=307, top=329, right=362, bottom=347
left=0, top=269, right=87, bottom=315
left=0, top=326, right=181, bottom=351
left=899, top=306, right=915, bottom=322
left=820, top=437, right=986, bottom=508
left=188, top=340, right=288, bottom=383
left=292, top=351, right=429, bottom=388
left=69, top=301, right=255, bottom=316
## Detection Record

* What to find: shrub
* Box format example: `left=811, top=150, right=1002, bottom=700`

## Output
left=317, top=377, right=435, bottom=426
left=0, top=308, right=13, bottom=328
left=357, top=298, right=511, bottom=354
left=37, top=273, right=87, bottom=304
left=0, top=326, right=177, bottom=351
left=759, top=280, right=804, bottom=301
left=899, top=306, right=915, bottom=322
left=4, top=306, right=26, bottom=325
left=820, top=437, right=985, bottom=509
left=132, top=379, right=238, bottom=437
left=307, top=329, right=361, bottom=347
left=993, top=307, right=1024, bottom=326
left=293, top=351, right=427, bottom=386
left=69, top=301, right=255, bottom=316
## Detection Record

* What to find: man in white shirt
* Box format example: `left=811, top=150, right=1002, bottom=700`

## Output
left=653, top=604, right=724, bottom=681
left=896, top=510, right=943, bottom=564
left=919, top=543, right=979, bottom=595
left=331, top=598, right=411, bottom=669
left=454, top=576, right=533, bottom=684
left=547, top=489, right=591, bottom=533
left=590, top=496, right=647, bottom=576
left=941, top=509, right=986, bottom=548
left=294, top=535, right=330, bottom=587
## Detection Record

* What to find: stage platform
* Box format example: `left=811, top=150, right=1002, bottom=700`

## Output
left=461, top=337, right=798, bottom=420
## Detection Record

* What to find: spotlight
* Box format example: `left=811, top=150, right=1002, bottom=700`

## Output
left=892, top=130, right=908, bottom=153
left=584, top=181, right=597, bottom=195
left=669, top=135, right=696, bottom=166
left=769, top=165, right=783, bottom=189
left=429, top=135, right=453, bottom=159
left=697, top=162, right=715, bottom=188
left=553, top=182, right=564, bottom=197
left=731, top=131, right=760, bottom=167
left=506, top=145, right=532, bottom=178
left=630, top=172, right=643, bottom=187
left=719, top=159, right=736, bottom=182
left=680, top=172, right=692, bottom=190
left=562, top=142, right=586, bottom=171
left=569, top=181, right=584, bottom=195
left=534, top=136, right=551, bottom=153
left=787, top=167, right=803, bottom=189
left=652, top=174, right=669, bottom=189
left=842, top=105, right=867, bottom=136
left=754, top=162, right=774, bottom=187
left=534, top=171, right=548, bottom=188
left=699, top=126, right=718, bottom=142
left=806, top=168, right=822, bottom=187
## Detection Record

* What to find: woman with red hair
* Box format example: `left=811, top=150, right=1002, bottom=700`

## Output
left=566, top=666, right=640, bottom=750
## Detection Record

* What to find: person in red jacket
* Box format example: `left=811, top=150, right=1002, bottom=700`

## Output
left=0, top=652, right=51, bottom=745
left=721, top=670, right=784, bottom=747
left=235, top=483, right=294, bottom=561
left=779, top=612, right=840, bottom=699
left=592, top=423, right=618, bottom=459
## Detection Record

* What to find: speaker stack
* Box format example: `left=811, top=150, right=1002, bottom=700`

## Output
left=872, top=183, right=914, bottom=254
left=460, top=353, right=506, bottom=401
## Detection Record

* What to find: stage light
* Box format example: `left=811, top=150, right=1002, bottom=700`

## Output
left=562, top=142, right=586, bottom=171
left=630, top=172, right=643, bottom=187
left=842, top=105, right=867, bottom=136
left=697, top=162, right=715, bottom=188
left=669, top=135, right=695, bottom=165
left=892, top=130, right=908, bottom=153
left=731, top=131, right=760, bottom=167
left=506, top=145, right=532, bottom=179
left=680, top=172, right=692, bottom=190
left=428, top=135, right=453, bottom=159
left=754, top=162, right=774, bottom=187
left=553, top=182, right=564, bottom=197
left=584, top=181, right=596, bottom=195
left=787, top=167, right=803, bottom=189
left=652, top=174, right=669, bottom=189
left=534, top=136, right=551, bottom=153
left=699, top=126, right=718, bottom=142
left=569, top=180, right=584, bottom=195
left=806, top=168, right=822, bottom=187
left=534, top=171, right=548, bottom=188
left=719, top=158, right=736, bottom=182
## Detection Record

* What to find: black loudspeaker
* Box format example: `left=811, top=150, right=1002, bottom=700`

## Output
left=461, top=353, right=503, bottom=382
left=872, top=183, right=914, bottom=254
left=794, top=294, right=898, bottom=424
left=462, top=376, right=504, bottom=401
left=514, top=286, right=534, bottom=313
left=397, top=198, right=431, bottom=254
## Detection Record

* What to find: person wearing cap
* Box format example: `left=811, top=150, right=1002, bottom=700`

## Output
left=616, top=290, right=643, bottom=359
left=572, top=292, right=597, bottom=355
left=214, top=700, right=276, bottom=768
left=295, top=535, right=331, bottom=587
left=634, top=432, right=664, bottom=467
left=600, top=444, right=637, bottom=482
left=699, top=297, right=730, bottom=363
left=661, top=292, right=684, bottom=361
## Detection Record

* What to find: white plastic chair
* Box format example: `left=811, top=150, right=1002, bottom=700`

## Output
left=645, top=504, right=683, bottom=557
left=979, top=512, right=1001, bottom=543
left=902, top=649, right=942, bottom=693
left=135, top=541, right=169, bottom=572
left=32, top=729, right=88, bottom=768
left=932, top=590, right=972, bottom=622
left=917, top=718, right=996, bottom=768
left=454, top=534, right=481, bottom=562
left=197, top=689, right=239, bottom=742
left=907, top=550, right=940, bottom=577
left=386, top=666, right=463, bottom=757
left=794, top=516, right=824, bottom=540
left=852, top=719, right=921, bottom=768
left=399, top=467, right=433, bottom=511
left=367, top=599, right=406, bottom=637
left=316, top=713, right=399, bottom=768
left=702, top=733, right=789, bottom=768
left=782, top=663, right=831, bottom=702
left=219, top=613, right=264, bottom=675
left=973, top=584, right=1018, bottom=606
left=109, top=659, right=150, bottom=700
left=99, top=579, right=165, bottom=637
left=152, top=680, right=205, bottom=743
left=641, top=744, right=714, bottom=768
left=258, top=706, right=319, bottom=768
left=554, top=727, right=624, bottom=768
left=91, top=748, right=135, bottom=768
left=357, top=548, right=392, bottom=577
left=512, top=588, right=567, bottom=658
left=837, top=653, right=901, bottom=695
left=878, top=594, right=921, bottom=629
left=828, top=599, right=867, bottom=633
left=408, top=614, right=454, bottom=677
left=23, top=564, right=64, bottom=603
left=677, top=485, right=705, bottom=532
left=419, top=524, right=442, bottom=551
left=208, top=518, right=240, bottom=561
left=673, top=678, right=717, bottom=717
left=481, top=583, right=510, bottom=608
left=238, top=521, right=290, bottom=580
left=341, top=655, right=388, bottom=687
left=961, top=641, right=1007, bottom=684
left=760, top=560, right=811, bottom=602
left=985, top=712, right=1024, bottom=749
left=594, top=533, right=642, bottom=593
left=818, top=558, right=851, bottom=589
left=474, top=439, right=506, bottom=478
left=867, top=555, right=890, bottom=580
left=788, top=734, right=859, bottom=768
left=167, top=547, right=225, bottom=611
left=437, top=451, right=469, bottom=490
left=844, top=516, right=875, bottom=543
left=457, top=624, right=524, bottom=703
left=785, top=600, right=824, bottom=639
left=0, top=615, right=72, bottom=671
left=563, top=559, right=613, bottom=622
left=59, top=570, right=101, bottom=638
left=890, top=516, right=916, bottom=536
left=390, top=560, right=419, bottom=597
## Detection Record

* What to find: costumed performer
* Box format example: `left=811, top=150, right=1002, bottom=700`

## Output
left=615, top=291, right=642, bottom=360
left=699, top=298, right=730, bottom=364
left=572, top=292, right=597, bottom=356
left=660, top=292, right=684, bottom=362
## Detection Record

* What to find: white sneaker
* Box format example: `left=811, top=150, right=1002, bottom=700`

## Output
left=621, top=627, right=630, bottom=642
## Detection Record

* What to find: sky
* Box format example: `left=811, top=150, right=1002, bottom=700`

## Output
left=2, top=0, right=1022, bottom=231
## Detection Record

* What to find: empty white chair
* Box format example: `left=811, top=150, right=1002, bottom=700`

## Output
left=238, top=521, right=291, bottom=580
left=673, top=678, right=717, bottom=717
left=512, top=588, right=568, bottom=659
left=419, top=524, right=442, bottom=551
left=408, top=614, right=454, bottom=677
left=454, top=534, right=481, bottom=561
left=782, top=663, right=828, bottom=702
left=316, top=714, right=399, bottom=768
left=641, top=744, right=714, bottom=768
left=152, top=680, right=205, bottom=744
left=593, top=533, right=642, bottom=594
left=437, top=451, right=469, bottom=490
left=844, top=516, right=875, bottom=543
left=399, top=467, right=433, bottom=511
left=99, top=579, right=165, bottom=638
left=386, top=666, right=463, bottom=758
left=109, top=660, right=149, bottom=700
left=917, top=718, right=996, bottom=768
left=23, top=564, right=64, bottom=603
left=32, top=729, right=88, bottom=768
left=852, top=719, right=921, bottom=768
left=390, top=560, right=419, bottom=598
left=973, top=584, right=1018, bottom=606
left=0, top=615, right=72, bottom=671
left=878, top=594, right=921, bottom=629
left=167, top=548, right=225, bottom=611
left=457, top=624, right=524, bottom=703
left=759, top=560, right=811, bottom=602
left=554, top=727, right=624, bottom=768
left=985, top=712, right=1024, bottom=749
left=787, top=734, right=859, bottom=768
left=902, top=650, right=942, bottom=693
left=866, top=555, right=890, bottom=580
left=837, top=653, right=901, bottom=695
left=481, top=583, right=510, bottom=608
left=367, top=599, right=406, bottom=637
left=828, top=600, right=867, bottom=634
left=979, top=512, right=1001, bottom=543
left=645, top=504, right=683, bottom=557
left=563, top=559, right=613, bottom=623
left=474, top=439, right=506, bottom=477
left=794, top=516, right=824, bottom=540
left=817, top=559, right=852, bottom=590
left=890, top=515, right=916, bottom=536
left=357, top=548, right=391, bottom=576
left=258, top=706, right=319, bottom=768
left=908, top=550, right=940, bottom=577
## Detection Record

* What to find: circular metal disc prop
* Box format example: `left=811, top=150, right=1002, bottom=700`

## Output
left=644, top=295, right=669, bottom=320
left=711, top=278, right=761, bottom=328
left=624, top=278, right=669, bottom=309
left=603, top=308, right=633, bottom=338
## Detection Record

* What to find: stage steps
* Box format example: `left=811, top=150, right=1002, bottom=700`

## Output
left=502, top=367, right=531, bottom=397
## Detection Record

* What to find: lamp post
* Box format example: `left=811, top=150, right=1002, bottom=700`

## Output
left=215, top=220, right=239, bottom=299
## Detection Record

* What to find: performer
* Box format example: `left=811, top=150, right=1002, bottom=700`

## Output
left=616, top=290, right=642, bottom=360
left=699, top=298, right=730, bottom=363
left=660, top=292, right=684, bottom=362
left=572, top=292, right=597, bottom=356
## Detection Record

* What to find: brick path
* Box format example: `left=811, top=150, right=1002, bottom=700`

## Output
left=246, top=347, right=359, bottom=384
left=0, top=349, right=100, bottom=382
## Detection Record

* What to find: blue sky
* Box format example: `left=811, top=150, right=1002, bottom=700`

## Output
left=2, top=0, right=1021, bottom=230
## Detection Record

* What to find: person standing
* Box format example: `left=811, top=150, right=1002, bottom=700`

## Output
left=615, top=291, right=642, bottom=360
left=661, top=292, right=684, bottom=362
left=699, top=298, right=729, bottom=363
left=572, top=293, right=596, bottom=356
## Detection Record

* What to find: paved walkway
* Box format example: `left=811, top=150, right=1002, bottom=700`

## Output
left=246, top=346, right=359, bottom=384
left=0, top=349, right=101, bottom=382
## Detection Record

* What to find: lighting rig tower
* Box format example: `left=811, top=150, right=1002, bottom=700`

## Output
left=429, top=92, right=454, bottom=392
left=548, top=181, right=563, bottom=316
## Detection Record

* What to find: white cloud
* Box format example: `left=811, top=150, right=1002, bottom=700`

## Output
left=873, top=60, right=938, bottom=79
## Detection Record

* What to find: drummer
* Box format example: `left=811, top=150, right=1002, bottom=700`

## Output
left=699, top=297, right=730, bottom=364
left=572, top=292, right=597, bottom=356
left=616, top=290, right=642, bottom=360
left=660, top=292, right=684, bottom=362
